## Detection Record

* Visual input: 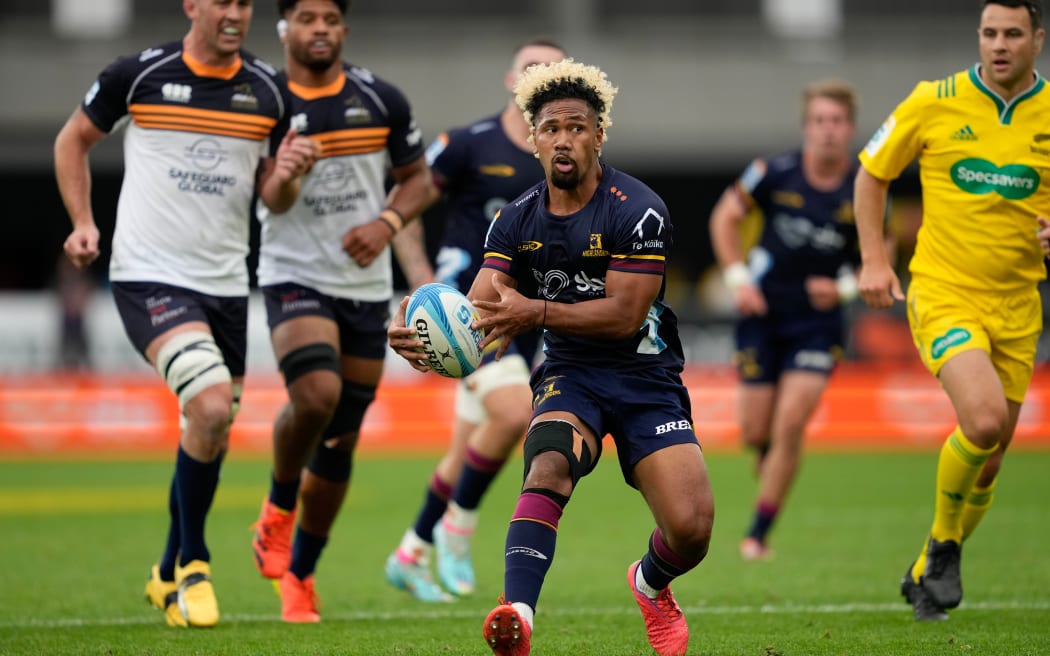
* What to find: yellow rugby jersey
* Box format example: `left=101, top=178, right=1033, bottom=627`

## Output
left=859, top=65, right=1050, bottom=291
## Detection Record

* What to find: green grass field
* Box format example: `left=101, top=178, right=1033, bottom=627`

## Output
left=1, top=450, right=1049, bottom=655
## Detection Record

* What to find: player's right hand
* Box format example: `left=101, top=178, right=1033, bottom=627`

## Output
left=387, top=295, right=431, bottom=373
left=734, top=284, right=767, bottom=317
left=858, top=261, right=903, bottom=309
left=273, top=128, right=318, bottom=184
left=64, top=225, right=101, bottom=269
left=1037, top=216, right=1050, bottom=257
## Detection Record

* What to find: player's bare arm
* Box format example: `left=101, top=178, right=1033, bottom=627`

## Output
left=54, top=108, right=108, bottom=269
left=258, top=128, right=318, bottom=213
left=390, top=221, right=434, bottom=290
left=709, top=185, right=768, bottom=316
left=854, top=166, right=903, bottom=308
left=343, top=155, right=437, bottom=268
left=473, top=269, right=661, bottom=357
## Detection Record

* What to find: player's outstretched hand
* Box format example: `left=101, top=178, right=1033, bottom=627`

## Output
left=387, top=295, right=431, bottom=373
left=64, top=225, right=101, bottom=269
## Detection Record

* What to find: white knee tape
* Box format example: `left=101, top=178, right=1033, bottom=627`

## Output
left=454, top=354, right=530, bottom=423
left=156, top=331, right=232, bottom=410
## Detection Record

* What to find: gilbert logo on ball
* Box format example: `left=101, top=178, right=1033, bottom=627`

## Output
left=405, top=283, right=484, bottom=378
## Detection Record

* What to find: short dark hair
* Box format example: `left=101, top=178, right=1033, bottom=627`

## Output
left=984, top=0, right=1043, bottom=29
left=277, top=0, right=349, bottom=16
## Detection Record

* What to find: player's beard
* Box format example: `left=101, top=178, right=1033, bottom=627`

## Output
left=294, top=40, right=342, bottom=72
left=549, top=156, right=580, bottom=190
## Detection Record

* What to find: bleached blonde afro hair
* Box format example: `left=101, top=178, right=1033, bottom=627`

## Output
left=514, top=58, right=618, bottom=141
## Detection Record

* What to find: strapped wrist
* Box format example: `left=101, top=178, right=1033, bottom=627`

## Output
left=723, top=262, right=752, bottom=291
left=836, top=271, right=859, bottom=302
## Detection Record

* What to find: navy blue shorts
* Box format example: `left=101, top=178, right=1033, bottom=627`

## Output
left=734, top=312, right=843, bottom=384
left=529, top=360, right=698, bottom=488
left=111, top=281, right=248, bottom=376
left=261, top=283, right=389, bottom=360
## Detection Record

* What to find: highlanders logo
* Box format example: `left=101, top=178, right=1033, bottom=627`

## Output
left=951, top=159, right=1039, bottom=200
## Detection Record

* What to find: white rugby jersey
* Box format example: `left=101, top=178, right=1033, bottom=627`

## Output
left=82, top=41, right=290, bottom=296
left=256, top=64, right=425, bottom=301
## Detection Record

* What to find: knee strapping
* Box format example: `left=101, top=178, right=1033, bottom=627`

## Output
left=156, top=331, right=232, bottom=411
left=323, top=381, right=376, bottom=439
left=279, top=343, right=340, bottom=387
left=522, top=420, right=592, bottom=487
left=307, top=441, right=353, bottom=483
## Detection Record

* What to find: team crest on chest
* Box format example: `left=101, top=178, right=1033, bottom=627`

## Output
left=231, top=83, right=258, bottom=111
left=344, top=96, right=372, bottom=125
left=582, top=233, right=608, bottom=257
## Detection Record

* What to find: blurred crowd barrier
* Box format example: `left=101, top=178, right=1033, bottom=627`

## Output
left=2, top=364, right=1049, bottom=456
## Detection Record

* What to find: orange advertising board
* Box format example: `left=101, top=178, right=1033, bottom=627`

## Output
left=1, top=363, right=1047, bottom=455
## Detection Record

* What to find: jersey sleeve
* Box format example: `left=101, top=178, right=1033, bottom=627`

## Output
left=480, top=206, right=520, bottom=279
left=858, top=81, right=930, bottom=181
left=80, top=55, right=135, bottom=133
left=267, top=71, right=294, bottom=157
left=735, top=157, right=769, bottom=208
left=609, top=192, right=670, bottom=276
left=370, top=76, right=425, bottom=168
left=426, top=127, right=470, bottom=192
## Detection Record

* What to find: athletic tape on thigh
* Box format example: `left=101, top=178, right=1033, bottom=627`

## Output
left=278, top=342, right=340, bottom=387
left=455, top=354, right=530, bottom=423
left=322, top=381, right=377, bottom=439
left=307, top=440, right=353, bottom=483
left=156, top=331, right=232, bottom=410
left=522, top=419, right=592, bottom=487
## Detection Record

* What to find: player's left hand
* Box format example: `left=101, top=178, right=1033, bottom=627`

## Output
left=342, top=218, right=395, bottom=267
left=273, top=128, right=318, bottom=183
left=472, top=275, right=542, bottom=360
left=1037, top=216, right=1050, bottom=257
left=805, top=275, right=839, bottom=311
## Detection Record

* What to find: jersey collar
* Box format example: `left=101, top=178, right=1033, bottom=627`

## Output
left=969, top=63, right=1045, bottom=125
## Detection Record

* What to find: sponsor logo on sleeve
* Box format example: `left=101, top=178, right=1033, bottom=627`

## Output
left=864, top=115, right=896, bottom=158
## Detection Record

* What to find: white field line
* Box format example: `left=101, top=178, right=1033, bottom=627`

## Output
left=2, top=599, right=1049, bottom=629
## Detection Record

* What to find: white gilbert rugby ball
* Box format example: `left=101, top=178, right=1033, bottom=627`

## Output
left=406, top=283, right=484, bottom=378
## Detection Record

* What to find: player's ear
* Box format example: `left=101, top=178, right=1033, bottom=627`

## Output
left=276, top=18, right=288, bottom=44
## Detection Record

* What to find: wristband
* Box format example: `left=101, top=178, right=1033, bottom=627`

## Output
left=380, top=207, right=406, bottom=232
left=723, top=262, right=752, bottom=291
left=836, top=272, right=859, bottom=302
left=377, top=214, right=398, bottom=236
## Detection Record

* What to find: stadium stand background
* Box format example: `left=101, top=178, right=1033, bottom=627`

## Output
left=0, top=0, right=1046, bottom=371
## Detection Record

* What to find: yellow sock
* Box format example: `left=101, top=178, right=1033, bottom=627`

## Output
left=912, top=477, right=997, bottom=583
left=961, top=479, right=996, bottom=541
left=930, top=427, right=996, bottom=543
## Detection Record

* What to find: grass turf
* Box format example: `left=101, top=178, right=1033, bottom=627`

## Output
left=1, top=450, right=1048, bottom=655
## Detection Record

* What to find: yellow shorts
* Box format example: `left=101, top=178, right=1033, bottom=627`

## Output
left=906, top=276, right=1042, bottom=403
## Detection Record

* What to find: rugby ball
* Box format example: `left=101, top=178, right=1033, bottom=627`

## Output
left=405, top=283, right=484, bottom=378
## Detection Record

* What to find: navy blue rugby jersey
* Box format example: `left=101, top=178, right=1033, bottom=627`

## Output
left=737, top=149, right=860, bottom=314
left=80, top=41, right=291, bottom=296
left=83, top=40, right=290, bottom=151
left=426, top=113, right=546, bottom=294
left=481, top=164, right=685, bottom=372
